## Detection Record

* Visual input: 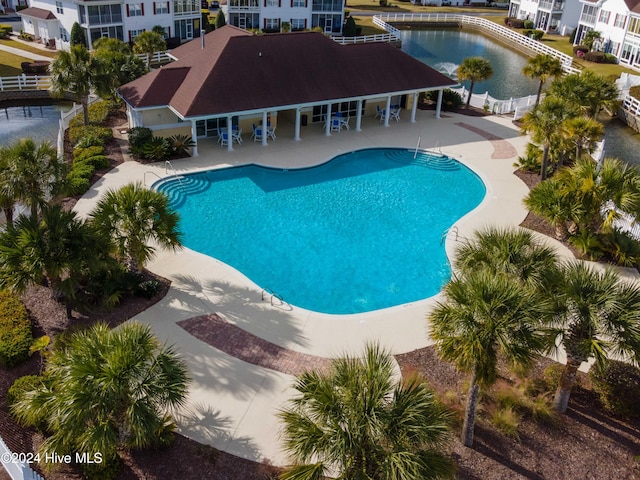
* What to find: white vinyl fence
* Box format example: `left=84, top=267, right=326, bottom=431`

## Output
left=0, top=75, right=52, bottom=92
left=0, top=436, right=44, bottom=480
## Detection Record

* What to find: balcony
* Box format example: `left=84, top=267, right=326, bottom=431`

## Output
left=539, top=0, right=563, bottom=10
left=228, top=0, right=260, bottom=9
left=86, top=13, right=122, bottom=25
left=580, top=13, right=597, bottom=25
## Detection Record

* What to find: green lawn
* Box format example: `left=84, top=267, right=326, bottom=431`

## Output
left=0, top=49, right=34, bottom=76
left=0, top=38, right=59, bottom=59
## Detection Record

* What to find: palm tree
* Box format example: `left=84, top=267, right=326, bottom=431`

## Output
left=89, top=182, right=182, bottom=272
left=457, top=57, right=493, bottom=108
left=549, top=262, right=640, bottom=413
left=522, top=54, right=564, bottom=106
left=582, top=30, right=602, bottom=50
left=132, top=30, right=167, bottom=57
left=11, top=322, right=190, bottom=469
left=0, top=138, right=65, bottom=219
left=429, top=271, right=546, bottom=447
left=0, top=148, right=16, bottom=227
left=521, top=97, right=577, bottom=180
left=0, top=205, right=102, bottom=315
left=278, top=343, right=455, bottom=480
left=50, top=44, right=101, bottom=126
left=92, top=38, right=147, bottom=101
left=524, top=177, right=581, bottom=239
left=454, top=226, right=559, bottom=286
left=561, top=116, right=603, bottom=163
left=547, top=71, right=619, bottom=118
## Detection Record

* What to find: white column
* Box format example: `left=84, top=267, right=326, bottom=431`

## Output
left=384, top=96, right=391, bottom=127
left=410, top=92, right=418, bottom=123
left=294, top=107, right=301, bottom=141
left=435, top=90, right=443, bottom=119
left=262, top=111, right=268, bottom=146
left=325, top=103, right=332, bottom=136
left=355, top=98, right=363, bottom=132
left=190, top=120, right=199, bottom=157
left=226, top=115, right=233, bottom=151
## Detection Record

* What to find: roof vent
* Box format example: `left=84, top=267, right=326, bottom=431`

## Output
left=258, top=52, right=262, bottom=57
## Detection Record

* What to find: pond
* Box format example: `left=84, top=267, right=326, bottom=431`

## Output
left=0, top=101, right=72, bottom=146
left=401, top=28, right=640, bottom=166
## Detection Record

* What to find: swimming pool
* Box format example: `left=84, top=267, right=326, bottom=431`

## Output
left=157, top=148, right=486, bottom=314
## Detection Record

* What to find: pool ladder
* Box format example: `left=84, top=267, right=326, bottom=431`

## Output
left=441, top=226, right=460, bottom=245
left=261, top=287, right=285, bottom=307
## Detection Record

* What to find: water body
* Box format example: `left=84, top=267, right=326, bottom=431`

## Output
left=0, top=102, right=72, bottom=146
left=401, top=28, right=640, bottom=165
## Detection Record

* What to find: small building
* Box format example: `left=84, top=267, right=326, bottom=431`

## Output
left=574, top=0, right=640, bottom=70
left=508, top=0, right=581, bottom=34
left=118, top=26, right=458, bottom=155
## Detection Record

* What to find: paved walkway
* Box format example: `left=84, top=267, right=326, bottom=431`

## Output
left=0, top=42, right=53, bottom=62
left=73, top=110, right=593, bottom=465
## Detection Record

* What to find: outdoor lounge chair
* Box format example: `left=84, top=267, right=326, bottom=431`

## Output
left=375, top=105, right=383, bottom=119
left=267, top=126, right=277, bottom=141
left=331, top=118, right=342, bottom=132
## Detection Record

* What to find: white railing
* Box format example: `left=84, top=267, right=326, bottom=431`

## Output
left=622, top=94, right=640, bottom=116
left=332, top=33, right=399, bottom=44
left=56, top=95, right=99, bottom=155
left=134, top=51, right=173, bottom=66
left=0, top=75, right=52, bottom=92
left=374, top=13, right=580, bottom=74
left=0, top=435, right=44, bottom=480
left=451, top=86, right=538, bottom=118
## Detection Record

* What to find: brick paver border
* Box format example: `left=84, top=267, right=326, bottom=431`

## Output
left=178, top=314, right=331, bottom=376
left=455, top=122, right=517, bottom=159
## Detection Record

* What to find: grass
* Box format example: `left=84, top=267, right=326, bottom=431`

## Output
left=346, top=0, right=500, bottom=14
left=0, top=49, right=34, bottom=76
left=0, top=38, right=59, bottom=59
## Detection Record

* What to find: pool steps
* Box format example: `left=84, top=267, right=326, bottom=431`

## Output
left=385, top=149, right=460, bottom=171
left=159, top=174, right=210, bottom=207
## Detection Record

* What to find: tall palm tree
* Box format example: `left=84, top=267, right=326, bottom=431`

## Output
left=0, top=148, right=16, bottom=227
left=11, top=322, right=190, bottom=469
left=429, top=271, right=545, bottom=447
left=561, top=116, right=603, bottom=163
left=278, top=343, right=455, bottom=480
left=0, top=205, right=102, bottom=314
left=132, top=31, right=167, bottom=57
left=521, top=97, right=577, bottom=180
left=522, top=54, right=564, bottom=106
left=549, top=262, right=640, bottom=413
left=92, top=38, right=147, bottom=101
left=0, top=138, right=65, bottom=219
left=547, top=71, right=619, bottom=118
left=50, top=44, right=101, bottom=126
left=457, top=57, right=493, bottom=108
left=89, top=182, right=182, bottom=272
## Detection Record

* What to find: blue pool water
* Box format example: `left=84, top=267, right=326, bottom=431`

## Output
left=157, top=148, right=486, bottom=314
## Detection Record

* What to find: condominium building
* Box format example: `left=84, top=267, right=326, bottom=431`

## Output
left=508, top=0, right=581, bottom=34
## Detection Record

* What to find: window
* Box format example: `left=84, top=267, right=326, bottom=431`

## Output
left=630, top=17, right=640, bottom=35
left=292, top=0, right=305, bottom=6
left=130, top=28, right=145, bottom=40
left=264, top=17, right=280, bottom=30
left=614, top=13, right=627, bottom=29
left=598, top=10, right=610, bottom=24
left=265, top=0, right=279, bottom=6
left=173, top=0, right=199, bottom=14
left=128, top=3, right=144, bottom=16
left=59, top=26, right=68, bottom=41
left=154, top=1, right=169, bottom=13
left=291, top=18, right=305, bottom=30
left=608, top=41, right=619, bottom=56
left=55, top=1, right=63, bottom=14
left=86, top=5, right=123, bottom=25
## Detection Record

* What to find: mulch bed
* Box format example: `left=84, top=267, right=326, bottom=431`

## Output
left=2, top=110, right=640, bottom=480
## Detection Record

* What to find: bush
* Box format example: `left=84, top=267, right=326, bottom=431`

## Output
left=68, top=125, right=112, bottom=145
left=583, top=51, right=607, bottom=63
left=542, top=363, right=582, bottom=391
left=492, top=406, right=521, bottom=438
left=75, top=134, right=104, bottom=149
left=169, top=134, right=195, bottom=157
left=74, top=145, right=105, bottom=162
left=0, top=24, right=12, bottom=39
left=69, top=100, right=112, bottom=127
left=79, top=264, right=143, bottom=309
left=424, top=89, right=463, bottom=111
left=514, top=142, right=542, bottom=172
left=523, top=19, right=534, bottom=29
left=0, top=291, right=33, bottom=368
left=142, top=136, right=172, bottom=160
left=128, top=126, right=154, bottom=155
left=65, top=174, right=91, bottom=196
left=506, top=18, right=526, bottom=28
left=135, top=280, right=162, bottom=299
left=7, top=375, right=44, bottom=407
left=590, top=361, right=640, bottom=418
left=523, top=29, right=544, bottom=40
left=82, top=155, right=110, bottom=170
left=573, top=45, right=589, bottom=55
left=604, top=53, right=618, bottom=64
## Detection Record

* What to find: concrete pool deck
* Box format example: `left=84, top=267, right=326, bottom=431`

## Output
left=73, top=110, right=583, bottom=465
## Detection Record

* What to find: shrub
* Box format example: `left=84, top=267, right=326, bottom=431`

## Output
left=503, top=16, right=513, bottom=25
left=128, top=126, right=154, bottom=155
left=65, top=174, right=91, bottom=196
left=75, top=134, right=104, bottom=149
left=507, top=18, right=526, bottom=28
left=573, top=45, right=589, bottom=55
left=492, top=406, right=521, bottom=438
left=583, top=51, right=608, bottom=63
left=514, top=142, right=542, bottom=172
left=425, top=89, right=463, bottom=111
left=69, top=100, right=112, bottom=127
left=142, top=136, right=172, bottom=160
left=82, top=155, right=110, bottom=170
left=0, top=24, right=12, bottom=39
left=135, top=279, right=162, bottom=299
left=523, top=19, right=534, bottom=29
left=68, top=125, right=112, bottom=145
left=7, top=375, right=44, bottom=407
left=0, top=291, right=33, bottom=368
left=79, top=264, right=143, bottom=309
left=74, top=145, right=105, bottom=162
left=522, top=29, right=544, bottom=40
left=590, top=361, right=640, bottom=418
left=169, top=134, right=195, bottom=157
left=543, top=363, right=582, bottom=391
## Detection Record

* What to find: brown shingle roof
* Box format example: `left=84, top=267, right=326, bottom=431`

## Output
left=625, top=0, right=640, bottom=13
left=18, top=7, right=57, bottom=20
left=119, top=26, right=458, bottom=118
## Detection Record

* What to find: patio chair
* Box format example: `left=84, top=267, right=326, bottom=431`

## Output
left=267, top=126, right=276, bottom=141
left=331, top=118, right=342, bottom=133
left=233, top=128, right=243, bottom=145
left=253, top=127, right=263, bottom=142
left=375, top=105, right=383, bottom=119
left=390, top=107, right=400, bottom=122
left=219, top=132, right=230, bottom=146
left=340, top=115, right=350, bottom=130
